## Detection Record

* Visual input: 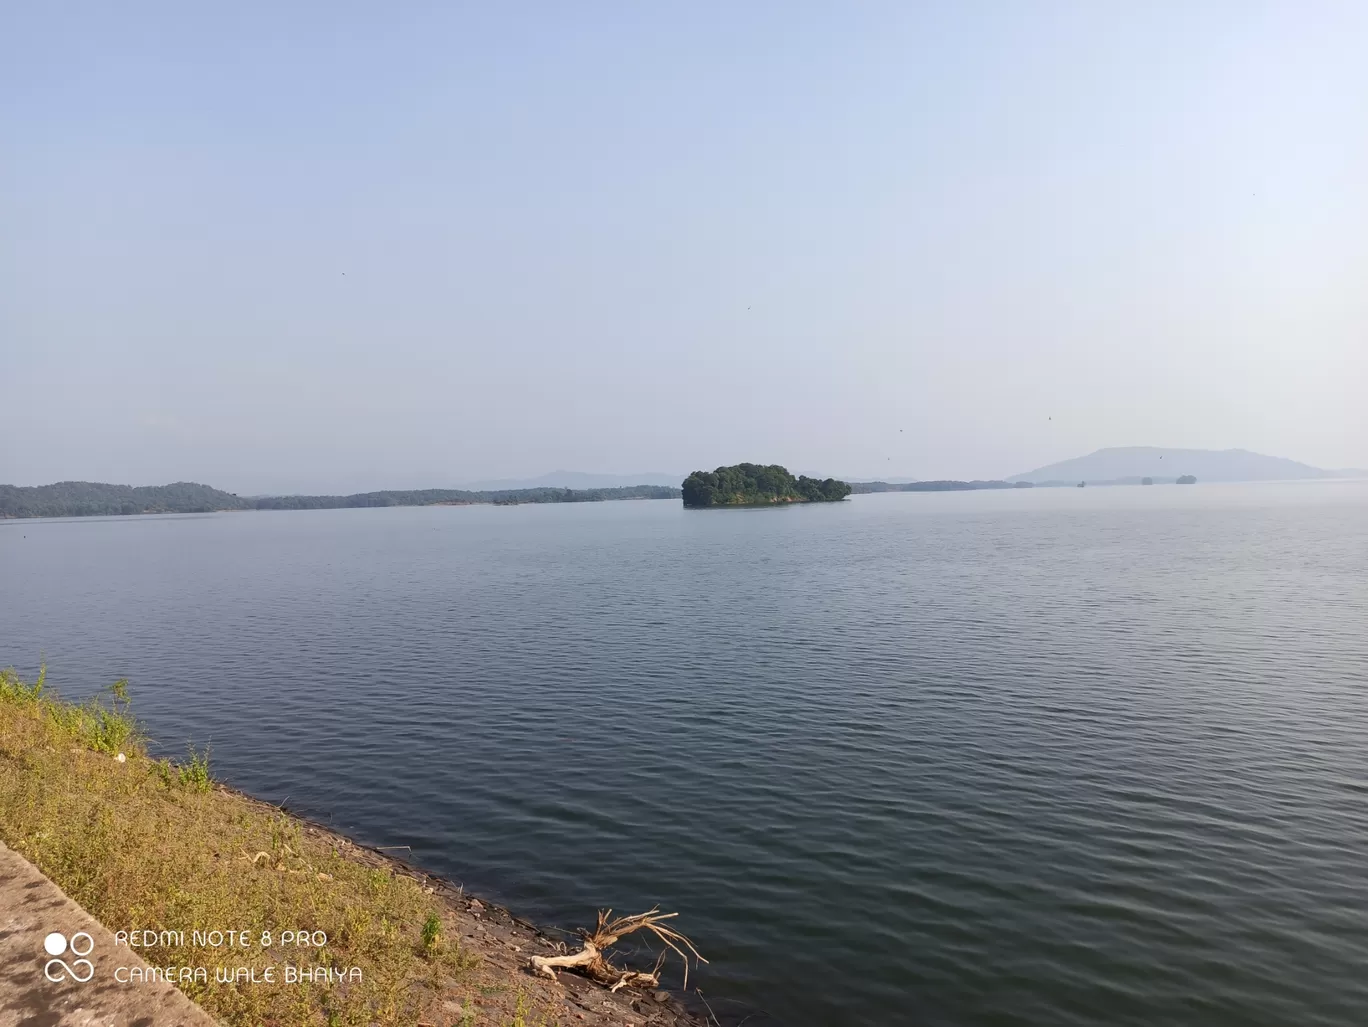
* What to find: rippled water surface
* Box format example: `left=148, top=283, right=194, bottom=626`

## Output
left=4, top=483, right=1367, bottom=1026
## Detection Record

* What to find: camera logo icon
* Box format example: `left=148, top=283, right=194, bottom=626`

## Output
left=43, top=931, right=95, bottom=983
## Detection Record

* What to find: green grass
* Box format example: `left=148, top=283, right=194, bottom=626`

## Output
left=0, top=665, right=138, bottom=755
left=0, top=666, right=575, bottom=1027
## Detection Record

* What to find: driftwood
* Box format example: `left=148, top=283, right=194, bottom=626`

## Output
left=529, top=908, right=705, bottom=992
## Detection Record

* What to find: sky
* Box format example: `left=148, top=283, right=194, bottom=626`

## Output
left=3, top=3, right=1366, bottom=494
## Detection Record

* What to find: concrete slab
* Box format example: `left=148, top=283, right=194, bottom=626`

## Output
left=0, top=840, right=218, bottom=1027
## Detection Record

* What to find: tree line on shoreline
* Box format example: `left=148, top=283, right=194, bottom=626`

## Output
left=0, top=481, right=680, bottom=519
left=849, top=480, right=1034, bottom=493
left=2, top=470, right=1214, bottom=519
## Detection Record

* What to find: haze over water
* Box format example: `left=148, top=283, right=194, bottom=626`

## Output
left=3, top=482, right=1367, bottom=1026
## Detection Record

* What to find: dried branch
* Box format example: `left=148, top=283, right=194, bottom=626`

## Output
left=529, top=907, right=706, bottom=992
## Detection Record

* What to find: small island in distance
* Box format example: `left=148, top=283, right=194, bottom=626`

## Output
left=682, top=463, right=852, bottom=508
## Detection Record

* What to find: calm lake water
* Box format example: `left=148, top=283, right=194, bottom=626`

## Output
left=4, top=483, right=1367, bottom=1026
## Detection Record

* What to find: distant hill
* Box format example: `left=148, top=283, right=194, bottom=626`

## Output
left=1, top=481, right=680, bottom=519
left=1008, top=447, right=1346, bottom=485
left=458, top=470, right=684, bottom=490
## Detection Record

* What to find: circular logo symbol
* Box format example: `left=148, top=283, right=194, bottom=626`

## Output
left=43, top=932, right=95, bottom=983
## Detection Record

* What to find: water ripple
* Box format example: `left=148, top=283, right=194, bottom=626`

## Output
left=3, top=483, right=1368, bottom=1025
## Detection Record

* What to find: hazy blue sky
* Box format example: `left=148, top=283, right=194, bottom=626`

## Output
left=4, top=3, right=1365, bottom=493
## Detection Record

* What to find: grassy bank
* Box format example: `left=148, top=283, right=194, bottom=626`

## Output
left=0, top=668, right=700, bottom=1027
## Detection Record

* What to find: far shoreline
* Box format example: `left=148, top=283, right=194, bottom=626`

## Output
left=6, top=473, right=1363, bottom=522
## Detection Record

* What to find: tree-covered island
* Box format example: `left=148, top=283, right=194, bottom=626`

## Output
left=681, top=463, right=852, bottom=508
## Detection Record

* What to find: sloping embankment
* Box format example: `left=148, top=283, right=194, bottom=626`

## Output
left=0, top=669, right=707, bottom=1027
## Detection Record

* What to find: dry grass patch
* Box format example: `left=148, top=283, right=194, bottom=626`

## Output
left=0, top=667, right=484, bottom=1026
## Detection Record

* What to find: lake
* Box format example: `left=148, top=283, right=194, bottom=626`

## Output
left=3, top=482, right=1366, bottom=1026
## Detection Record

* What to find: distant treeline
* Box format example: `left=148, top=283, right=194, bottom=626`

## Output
left=0, top=482, right=252, bottom=518
left=254, top=485, right=679, bottom=509
left=1034, top=477, right=1196, bottom=487
left=849, top=480, right=1034, bottom=494
left=0, top=481, right=680, bottom=519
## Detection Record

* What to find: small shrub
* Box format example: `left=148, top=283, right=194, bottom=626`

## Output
left=421, top=911, right=442, bottom=954
left=0, top=664, right=45, bottom=704
left=177, top=745, right=212, bottom=793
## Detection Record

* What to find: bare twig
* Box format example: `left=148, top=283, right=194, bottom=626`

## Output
left=696, top=989, right=722, bottom=1027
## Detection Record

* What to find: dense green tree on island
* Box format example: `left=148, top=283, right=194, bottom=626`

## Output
left=681, top=463, right=851, bottom=507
